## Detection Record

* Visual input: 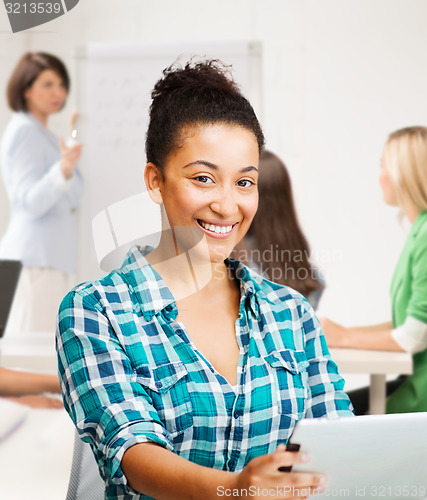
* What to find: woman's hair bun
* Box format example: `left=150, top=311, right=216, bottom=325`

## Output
left=151, top=58, right=240, bottom=100
left=146, top=57, right=264, bottom=169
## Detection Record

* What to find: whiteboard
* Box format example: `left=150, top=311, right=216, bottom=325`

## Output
left=74, top=41, right=262, bottom=280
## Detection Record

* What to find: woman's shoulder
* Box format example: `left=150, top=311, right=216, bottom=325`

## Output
left=415, top=211, right=427, bottom=235
left=232, top=258, right=310, bottom=310
left=259, top=277, right=311, bottom=312
left=2, top=112, right=42, bottom=146
left=60, top=271, right=125, bottom=311
left=60, top=247, right=155, bottom=311
left=5, top=111, right=37, bottom=129
left=410, top=212, right=427, bottom=249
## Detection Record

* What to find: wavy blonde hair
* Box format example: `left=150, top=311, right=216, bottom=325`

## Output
left=383, top=126, right=427, bottom=212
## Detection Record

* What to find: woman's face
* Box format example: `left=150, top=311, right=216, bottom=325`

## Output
left=153, top=123, right=260, bottom=263
left=379, top=148, right=398, bottom=207
left=24, top=69, right=67, bottom=120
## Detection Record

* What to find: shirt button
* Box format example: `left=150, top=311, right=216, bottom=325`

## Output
left=233, top=409, right=241, bottom=419
left=155, top=381, right=163, bottom=389
left=165, top=304, right=173, bottom=312
left=176, top=329, right=184, bottom=336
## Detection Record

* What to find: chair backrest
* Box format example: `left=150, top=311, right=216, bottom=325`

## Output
left=0, top=260, right=22, bottom=338
left=66, top=430, right=105, bottom=500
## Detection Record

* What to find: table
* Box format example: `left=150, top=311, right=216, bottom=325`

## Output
left=0, top=402, right=74, bottom=500
left=0, top=332, right=75, bottom=498
left=330, top=348, right=413, bottom=414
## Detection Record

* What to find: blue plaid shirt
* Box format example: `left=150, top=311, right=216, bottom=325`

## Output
left=56, top=246, right=353, bottom=499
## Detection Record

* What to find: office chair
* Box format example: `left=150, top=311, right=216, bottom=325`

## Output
left=66, top=430, right=104, bottom=500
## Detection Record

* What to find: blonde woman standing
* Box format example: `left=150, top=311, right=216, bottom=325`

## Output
left=322, top=126, right=427, bottom=414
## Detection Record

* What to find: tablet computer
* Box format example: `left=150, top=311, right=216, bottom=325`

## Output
left=0, top=260, right=22, bottom=338
left=287, top=413, right=427, bottom=499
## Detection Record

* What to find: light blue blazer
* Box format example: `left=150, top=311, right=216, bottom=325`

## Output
left=0, top=112, right=84, bottom=273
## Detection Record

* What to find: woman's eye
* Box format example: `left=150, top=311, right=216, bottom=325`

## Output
left=237, top=179, right=255, bottom=188
left=195, top=176, right=213, bottom=184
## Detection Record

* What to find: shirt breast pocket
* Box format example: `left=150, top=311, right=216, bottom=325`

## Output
left=265, top=350, right=310, bottom=418
left=134, top=361, right=194, bottom=437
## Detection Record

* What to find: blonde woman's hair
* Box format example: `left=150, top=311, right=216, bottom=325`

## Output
left=383, top=126, right=427, bottom=212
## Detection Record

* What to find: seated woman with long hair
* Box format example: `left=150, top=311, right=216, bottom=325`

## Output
left=233, top=150, right=325, bottom=310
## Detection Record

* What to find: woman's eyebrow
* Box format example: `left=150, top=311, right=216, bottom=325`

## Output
left=183, top=160, right=258, bottom=173
left=183, top=160, right=217, bottom=169
left=241, top=166, right=259, bottom=173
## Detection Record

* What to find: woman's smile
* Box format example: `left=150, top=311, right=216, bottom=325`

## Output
left=196, top=218, right=238, bottom=239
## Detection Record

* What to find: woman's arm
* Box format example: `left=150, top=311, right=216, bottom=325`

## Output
left=320, top=318, right=403, bottom=351
left=122, top=442, right=326, bottom=500
left=6, top=124, right=81, bottom=217
left=0, top=367, right=61, bottom=396
left=0, top=367, right=63, bottom=409
left=5, top=394, right=63, bottom=408
left=64, top=167, right=84, bottom=209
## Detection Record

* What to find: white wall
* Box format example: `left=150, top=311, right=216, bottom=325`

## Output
left=1, top=0, right=426, bottom=329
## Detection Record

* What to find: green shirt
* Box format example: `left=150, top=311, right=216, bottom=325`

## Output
left=387, top=211, right=427, bottom=413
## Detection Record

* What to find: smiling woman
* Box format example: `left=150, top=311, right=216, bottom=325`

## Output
left=56, top=59, right=353, bottom=500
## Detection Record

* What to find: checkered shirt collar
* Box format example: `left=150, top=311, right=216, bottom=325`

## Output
left=119, top=246, right=270, bottom=322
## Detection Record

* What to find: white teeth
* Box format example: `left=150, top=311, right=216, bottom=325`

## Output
left=199, top=220, right=234, bottom=234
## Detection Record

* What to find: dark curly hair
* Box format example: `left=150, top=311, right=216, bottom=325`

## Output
left=145, top=59, right=264, bottom=170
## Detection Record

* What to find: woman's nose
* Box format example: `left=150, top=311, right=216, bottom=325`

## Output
left=209, top=188, right=238, bottom=216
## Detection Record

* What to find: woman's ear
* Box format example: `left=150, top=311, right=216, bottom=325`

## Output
left=144, top=162, right=164, bottom=205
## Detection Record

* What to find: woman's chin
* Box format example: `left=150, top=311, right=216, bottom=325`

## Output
left=207, top=246, right=234, bottom=264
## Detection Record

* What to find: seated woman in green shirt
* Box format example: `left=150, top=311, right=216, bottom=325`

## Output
left=322, top=126, right=427, bottom=414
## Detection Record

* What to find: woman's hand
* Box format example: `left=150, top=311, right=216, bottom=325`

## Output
left=320, top=317, right=348, bottom=348
left=6, top=395, right=63, bottom=409
left=59, top=137, right=83, bottom=179
left=235, top=444, right=327, bottom=499
left=69, top=110, right=80, bottom=137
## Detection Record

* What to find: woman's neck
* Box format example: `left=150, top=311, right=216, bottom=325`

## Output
left=28, top=109, right=48, bottom=128
left=401, top=200, right=420, bottom=224
left=145, top=234, right=231, bottom=301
